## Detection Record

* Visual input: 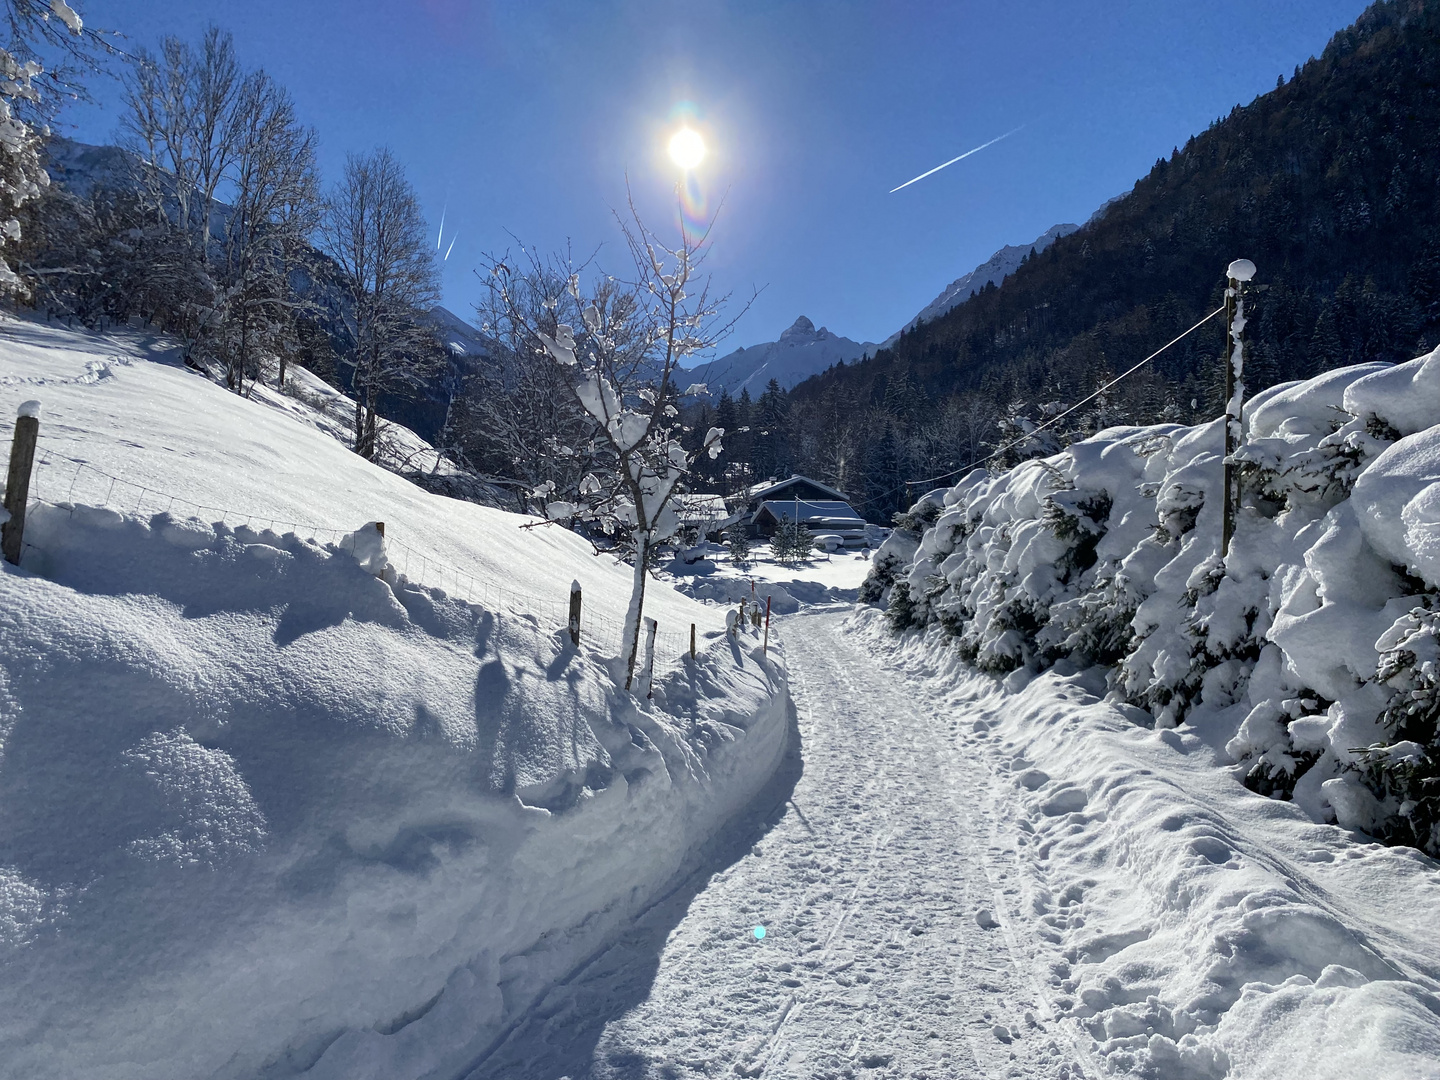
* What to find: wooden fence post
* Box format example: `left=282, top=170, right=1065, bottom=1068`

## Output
left=375, top=521, right=385, bottom=538
left=568, top=580, right=582, bottom=645
left=690, top=622, right=697, bottom=660
left=763, top=596, right=772, bottom=655
left=643, top=617, right=658, bottom=698
left=3, top=401, right=41, bottom=566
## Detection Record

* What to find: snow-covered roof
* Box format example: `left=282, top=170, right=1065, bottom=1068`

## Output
left=677, top=493, right=727, bottom=517
left=755, top=499, right=865, bottom=527
left=746, top=474, right=849, bottom=503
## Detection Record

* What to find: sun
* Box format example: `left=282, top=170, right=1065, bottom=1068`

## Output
left=668, top=127, right=706, bottom=170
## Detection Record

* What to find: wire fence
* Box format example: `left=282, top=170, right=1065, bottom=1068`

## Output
left=6, top=435, right=727, bottom=669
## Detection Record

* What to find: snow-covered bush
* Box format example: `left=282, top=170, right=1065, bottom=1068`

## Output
left=857, top=490, right=939, bottom=606
left=1366, top=602, right=1440, bottom=854
left=866, top=341, right=1440, bottom=854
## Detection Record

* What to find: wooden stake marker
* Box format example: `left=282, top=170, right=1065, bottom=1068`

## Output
left=568, top=580, right=582, bottom=646
left=3, top=401, right=41, bottom=566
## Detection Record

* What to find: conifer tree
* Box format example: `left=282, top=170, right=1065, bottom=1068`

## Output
left=727, top=523, right=751, bottom=568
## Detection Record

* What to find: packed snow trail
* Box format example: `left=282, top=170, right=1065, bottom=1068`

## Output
left=471, top=608, right=1089, bottom=1079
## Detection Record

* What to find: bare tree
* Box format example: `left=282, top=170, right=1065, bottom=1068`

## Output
left=466, top=249, right=624, bottom=513
left=121, top=27, right=243, bottom=258
left=214, top=71, right=319, bottom=391
left=320, top=147, right=442, bottom=460
left=119, top=28, right=321, bottom=389
left=485, top=194, right=749, bottom=689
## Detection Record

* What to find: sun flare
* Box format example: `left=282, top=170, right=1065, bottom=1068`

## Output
left=668, top=127, right=706, bottom=170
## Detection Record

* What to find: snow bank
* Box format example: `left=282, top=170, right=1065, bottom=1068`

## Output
left=0, top=318, right=790, bottom=1079
left=868, top=343, right=1440, bottom=859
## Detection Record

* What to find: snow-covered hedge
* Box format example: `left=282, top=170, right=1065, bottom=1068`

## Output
left=867, top=347, right=1440, bottom=856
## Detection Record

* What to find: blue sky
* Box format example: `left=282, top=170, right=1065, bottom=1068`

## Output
left=63, top=0, right=1370, bottom=351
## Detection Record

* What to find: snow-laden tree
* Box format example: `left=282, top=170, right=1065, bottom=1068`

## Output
left=485, top=199, right=745, bottom=689
left=772, top=517, right=814, bottom=566
left=727, top=523, right=751, bottom=569
left=320, top=147, right=442, bottom=460
left=0, top=0, right=106, bottom=297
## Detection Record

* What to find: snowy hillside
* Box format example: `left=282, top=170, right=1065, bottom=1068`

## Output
left=860, top=351, right=1440, bottom=1077
left=880, top=223, right=1078, bottom=350
left=0, top=317, right=790, bottom=1080
left=41, top=136, right=134, bottom=200
left=424, top=303, right=488, bottom=364
left=684, top=315, right=876, bottom=396
left=42, top=136, right=482, bottom=407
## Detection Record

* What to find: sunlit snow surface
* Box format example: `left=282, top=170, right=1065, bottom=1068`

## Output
left=0, top=317, right=789, bottom=1080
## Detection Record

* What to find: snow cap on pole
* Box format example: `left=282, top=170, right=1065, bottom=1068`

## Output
left=1227, top=259, right=1256, bottom=282
left=17, top=400, right=40, bottom=419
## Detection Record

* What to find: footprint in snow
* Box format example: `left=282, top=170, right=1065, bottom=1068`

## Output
left=1039, top=787, right=1088, bottom=816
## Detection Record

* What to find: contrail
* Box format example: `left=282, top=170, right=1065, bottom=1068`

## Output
left=888, top=125, right=1024, bottom=193
left=444, top=236, right=457, bottom=261
left=436, top=202, right=447, bottom=250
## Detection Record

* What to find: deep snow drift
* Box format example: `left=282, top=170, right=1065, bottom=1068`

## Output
left=0, top=318, right=790, bottom=1080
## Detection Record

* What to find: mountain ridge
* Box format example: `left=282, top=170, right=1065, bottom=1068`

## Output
left=685, top=315, right=876, bottom=397
left=880, top=223, right=1080, bottom=349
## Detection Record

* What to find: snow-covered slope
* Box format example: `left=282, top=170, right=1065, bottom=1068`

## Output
left=423, top=303, right=487, bottom=366
left=685, top=315, right=876, bottom=397
left=41, top=136, right=134, bottom=200
left=880, top=223, right=1079, bottom=350
left=0, top=317, right=790, bottom=1080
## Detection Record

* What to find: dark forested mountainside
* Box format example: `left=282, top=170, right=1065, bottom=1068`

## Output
left=734, top=0, right=1440, bottom=523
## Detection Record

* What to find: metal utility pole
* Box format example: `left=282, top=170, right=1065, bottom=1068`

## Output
left=1222, top=258, right=1255, bottom=558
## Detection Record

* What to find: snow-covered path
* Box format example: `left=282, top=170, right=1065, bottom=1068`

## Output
left=471, top=609, right=1087, bottom=1079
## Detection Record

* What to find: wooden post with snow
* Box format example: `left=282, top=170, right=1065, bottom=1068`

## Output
left=763, top=595, right=772, bottom=655
left=568, top=580, right=582, bottom=646
left=1222, top=259, right=1255, bottom=559
left=642, top=617, right=658, bottom=698
left=2, top=401, right=40, bottom=566
left=690, top=622, right=696, bottom=660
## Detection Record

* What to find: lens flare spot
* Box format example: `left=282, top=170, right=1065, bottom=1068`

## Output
left=669, top=127, right=706, bottom=170
left=753, top=925, right=766, bottom=940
